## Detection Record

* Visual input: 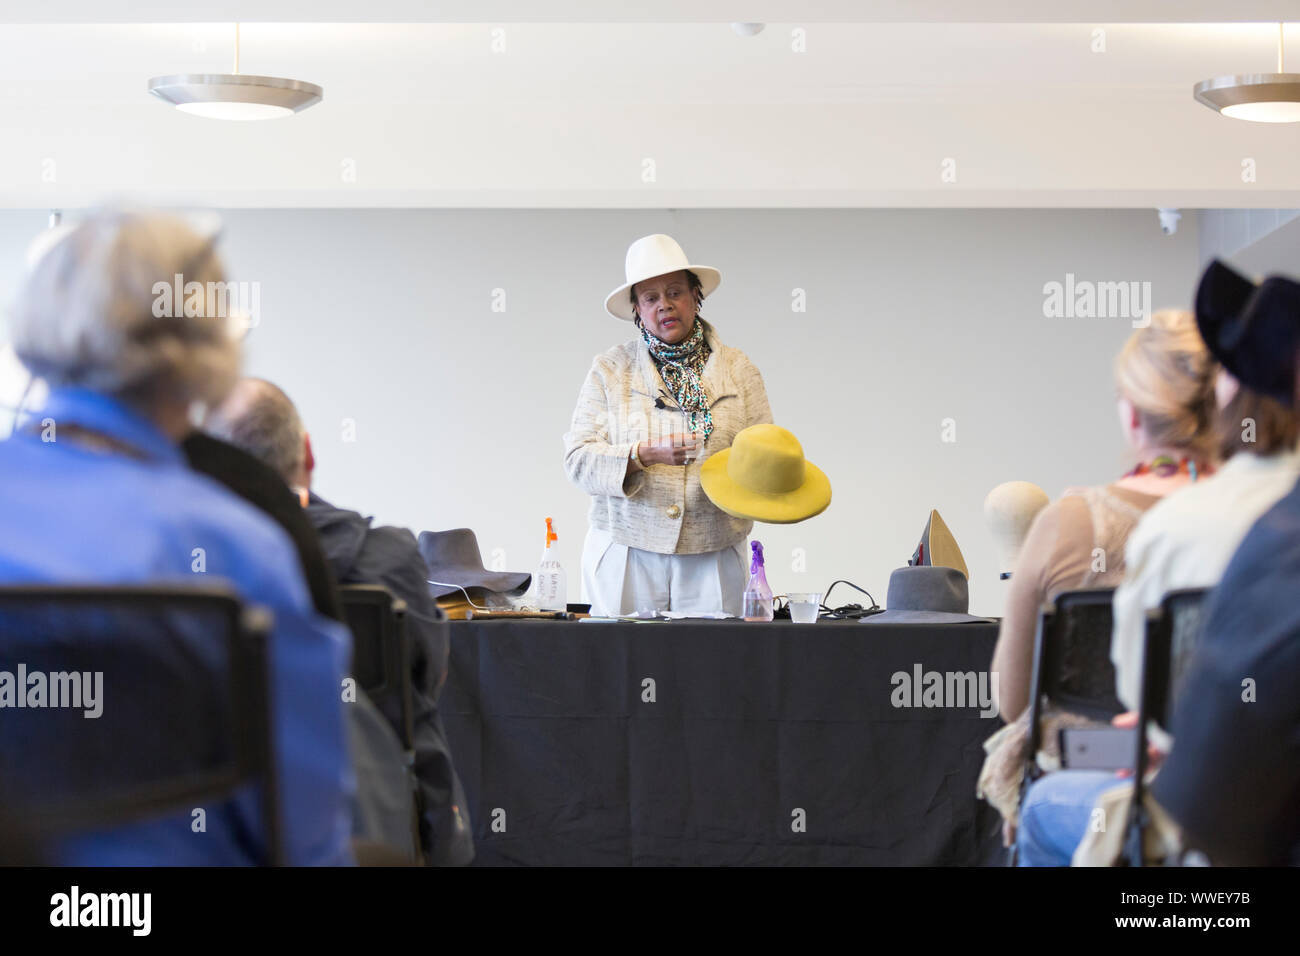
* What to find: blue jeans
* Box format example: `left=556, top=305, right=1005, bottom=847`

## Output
left=1017, top=770, right=1121, bottom=866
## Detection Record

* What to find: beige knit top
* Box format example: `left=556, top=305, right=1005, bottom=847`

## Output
left=991, top=483, right=1161, bottom=722
left=562, top=318, right=773, bottom=555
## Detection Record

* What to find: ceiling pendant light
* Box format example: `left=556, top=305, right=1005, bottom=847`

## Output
left=148, top=24, right=322, bottom=121
left=1195, top=22, right=1300, bottom=123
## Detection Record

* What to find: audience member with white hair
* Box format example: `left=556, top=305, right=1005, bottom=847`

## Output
left=0, top=208, right=355, bottom=865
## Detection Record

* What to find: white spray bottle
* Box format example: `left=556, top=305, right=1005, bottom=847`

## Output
left=534, top=517, right=567, bottom=611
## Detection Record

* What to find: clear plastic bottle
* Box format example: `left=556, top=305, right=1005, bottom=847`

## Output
left=534, top=517, right=567, bottom=611
left=743, top=540, right=774, bottom=622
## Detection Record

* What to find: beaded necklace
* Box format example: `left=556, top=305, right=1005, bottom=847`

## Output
left=1123, top=455, right=1210, bottom=482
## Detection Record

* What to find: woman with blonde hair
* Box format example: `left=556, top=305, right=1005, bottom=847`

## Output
left=979, top=309, right=1219, bottom=849
left=1015, top=262, right=1300, bottom=867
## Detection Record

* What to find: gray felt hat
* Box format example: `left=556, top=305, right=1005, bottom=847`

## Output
left=418, top=528, right=531, bottom=599
left=861, top=566, right=995, bottom=624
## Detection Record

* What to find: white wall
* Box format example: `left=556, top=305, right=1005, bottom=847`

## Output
left=1199, top=209, right=1300, bottom=266
left=1226, top=215, right=1300, bottom=278
left=0, top=207, right=1202, bottom=614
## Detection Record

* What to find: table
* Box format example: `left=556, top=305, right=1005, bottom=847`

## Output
left=440, top=618, right=1005, bottom=866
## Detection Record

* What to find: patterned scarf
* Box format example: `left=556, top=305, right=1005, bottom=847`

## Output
left=639, top=317, right=714, bottom=441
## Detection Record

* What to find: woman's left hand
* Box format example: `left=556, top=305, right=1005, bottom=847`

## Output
left=639, top=433, right=702, bottom=467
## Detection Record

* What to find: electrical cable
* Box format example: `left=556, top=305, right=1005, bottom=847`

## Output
left=819, top=579, right=884, bottom=621
left=427, top=580, right=498, bottom=612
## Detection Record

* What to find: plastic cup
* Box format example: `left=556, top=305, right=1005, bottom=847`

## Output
left=787, top=593, right=822, bottom=624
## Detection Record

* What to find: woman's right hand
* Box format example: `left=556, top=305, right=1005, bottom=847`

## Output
left=637, top=433, right=702, bottom=467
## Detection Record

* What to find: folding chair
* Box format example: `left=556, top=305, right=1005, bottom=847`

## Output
left=339, top=584, right=414, bottom=749
left=1010, top=587, right=1124, bottom=864
left=1124, top=587, right=1211, bottom=867
left=338, top=584, right=421, bottom=860
left=0, top=584, right=280, bottom=865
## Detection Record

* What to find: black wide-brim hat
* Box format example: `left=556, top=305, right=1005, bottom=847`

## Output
left=1196, top=259, right=1300, bottom=404
left=418, top=528, right=531, bottom=599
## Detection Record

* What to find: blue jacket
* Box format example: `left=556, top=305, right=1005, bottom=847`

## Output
left=0, top=387, right=354, bottom=865
left=1154, top=475, right=1300, bottom=865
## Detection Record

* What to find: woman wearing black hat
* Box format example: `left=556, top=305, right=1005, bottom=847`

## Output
left=1144, top=260, right=1300, bottom=865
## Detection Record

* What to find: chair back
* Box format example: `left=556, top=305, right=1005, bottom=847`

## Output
left=1025, top=588, right=1123, bottom=755
left=0, top=584, right=280, bottom=864
left=1142, top=588, right=1211, bottom=729
left=338, top=584, right=423, bottom=861
left=339, top=584, right=414, bottom=751
left=1009, top=588, right=1123, bottom=865
left=1127, top=586, right=1212, bottom=866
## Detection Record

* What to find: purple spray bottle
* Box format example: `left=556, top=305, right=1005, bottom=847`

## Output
left=743, top=540, right=774, bottom=622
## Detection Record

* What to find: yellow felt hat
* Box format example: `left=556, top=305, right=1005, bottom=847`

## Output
left=700, top=423, right=831, bottom=524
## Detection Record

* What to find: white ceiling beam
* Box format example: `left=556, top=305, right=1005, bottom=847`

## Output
left=2, top=98, right=1295, bottom=209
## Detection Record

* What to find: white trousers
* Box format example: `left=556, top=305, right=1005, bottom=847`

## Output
left=581, top=525, right=748, bottom=618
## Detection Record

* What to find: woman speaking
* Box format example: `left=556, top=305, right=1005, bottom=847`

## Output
left=563, top=234, right=773, bottom=617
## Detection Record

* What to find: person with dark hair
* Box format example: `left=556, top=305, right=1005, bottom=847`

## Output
left=563, top=234, right=773, bottom=617
left=1108, top=371, right=1300, bottom=715
left=1148, top=260, right=1300, bottom=865
left=205, top=378, right=472, bottom=866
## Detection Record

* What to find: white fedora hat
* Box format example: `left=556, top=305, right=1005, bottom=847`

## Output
left=604, top=234, right=721, bottom=321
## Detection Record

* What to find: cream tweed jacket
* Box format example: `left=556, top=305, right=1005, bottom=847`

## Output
left=563, top=318, right=773, bottom=555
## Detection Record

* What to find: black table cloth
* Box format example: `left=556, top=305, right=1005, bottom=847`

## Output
left=440, top=619, right=1005, bottom=866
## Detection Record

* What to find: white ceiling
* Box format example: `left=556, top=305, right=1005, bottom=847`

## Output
left=2, top=19, right=1299, bottom=207
left=8, top=3, right=1300, bottom=24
